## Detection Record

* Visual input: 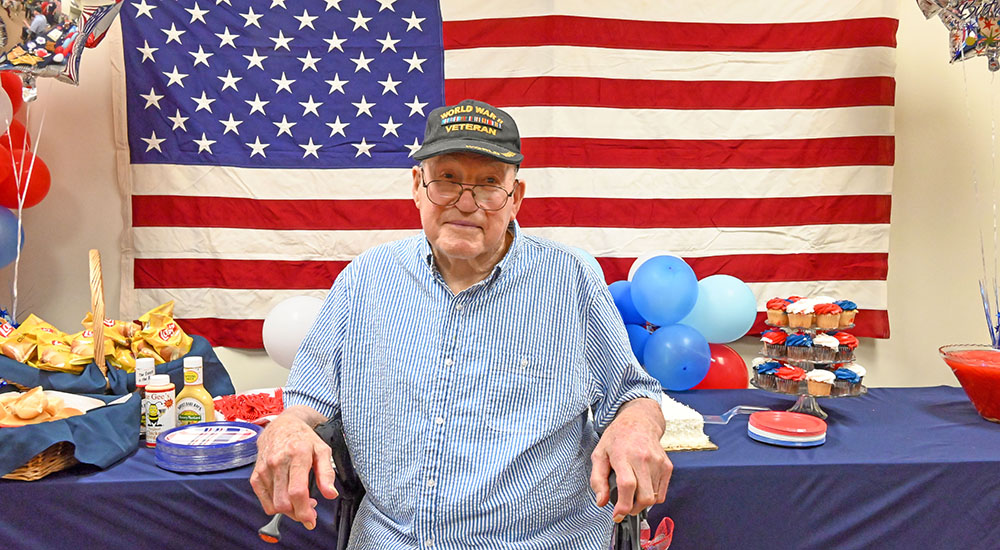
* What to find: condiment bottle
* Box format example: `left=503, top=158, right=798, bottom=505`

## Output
left=176, top=356, right=215, bottom=425
left=135, top=357, right=155, bottom=441
left=145, top=374, right=175, bottom=448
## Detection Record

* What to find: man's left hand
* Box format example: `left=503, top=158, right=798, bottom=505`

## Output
left=590, top=397, right=671, bottom=522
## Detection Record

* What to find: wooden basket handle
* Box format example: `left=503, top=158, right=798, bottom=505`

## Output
left=89, top=249, right=109, bottom=389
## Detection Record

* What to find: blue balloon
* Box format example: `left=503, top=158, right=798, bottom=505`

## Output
left=609, top=280, right=646, bottom=325
left=568, top=246, right=605, bottom=281
left=643, top=324, right=711, bottom=391
left=625, top=323, right=651, bottom=364
left=679, top=275, right=758, bottom=343
left=0, top=208, right=24, bottom=268
left=630, top=255, right=698, bottom=326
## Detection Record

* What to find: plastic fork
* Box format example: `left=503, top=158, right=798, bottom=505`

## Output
left=702, top=405, right=768, bottom=425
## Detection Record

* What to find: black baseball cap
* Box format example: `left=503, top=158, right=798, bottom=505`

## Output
left=413, top=99, right=523, bottom=164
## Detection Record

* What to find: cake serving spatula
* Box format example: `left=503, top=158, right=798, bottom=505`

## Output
left=702, top=406, right=768, bottom=425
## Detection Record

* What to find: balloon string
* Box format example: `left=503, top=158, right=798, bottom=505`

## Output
left=8, top=95, right=45, bottom=325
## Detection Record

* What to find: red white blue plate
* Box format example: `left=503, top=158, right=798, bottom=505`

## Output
left=747, top=411, right=827, bottom=447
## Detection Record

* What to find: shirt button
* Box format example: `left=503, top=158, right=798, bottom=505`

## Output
left=427, top=478, right=436, bottom=488
left=435, top=416, right=445, bottom=425
left=455, top=303, right=464, bottom=311
left=444, top=357, right=454, bottom=367
left=521, top=357, right=528, bottom=367
left=425, top=539, right=434, bottom=547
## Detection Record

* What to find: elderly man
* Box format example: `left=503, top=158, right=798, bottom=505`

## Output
left=252, top=99, right=671, bottom=549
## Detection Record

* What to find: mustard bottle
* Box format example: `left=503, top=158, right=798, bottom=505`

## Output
left=176, top=356, right=215, bottom=425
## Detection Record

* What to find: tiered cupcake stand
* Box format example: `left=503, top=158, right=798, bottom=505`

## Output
left=752, top=324, right=866, bottom=419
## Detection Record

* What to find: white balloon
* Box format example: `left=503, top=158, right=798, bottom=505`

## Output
left=262, top=296, right=324, bottom=369
left=627, top=250, right=679, bottom=281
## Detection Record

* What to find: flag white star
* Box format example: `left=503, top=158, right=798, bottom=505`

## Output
left=402, top=11, right=425, bottom=31
left=162, top=23, right=186, bottom=44
left=298, top=51, right=320, bottom=72
left=140, top=88, right=163, bottom=109
left=274, top=115, right=297, bottom=137
left=189, top=45, right=214, bottom=67
left=142, top=131, right=165, bottom=152
left=137, top=40, right=158, bottom=63
left=218, top=70, right=242, bottom=92
left=404, top=137, right=422, bottom=157
left=132, top=0, right=156, bottom=19
left=216, top=27, right=239, bottom=48
left=377, top=0, right=397, bottom=12
left=272, top=72, right=295, bottom=93
left=294, top=9, right=318, bottom=30
left=326, top=116, right=349, bottom=137
left=299, top=95, right=322, bottom=116
left=324, top=0, right=342, bottom=11
left=379, top=116, right=402, bottom=137
left=349, top=10, right=372, bottom=31
left=216, top=0, right=231, bottom=4
left=246, top=93, right=269, bottom=115
left=270, top=0, right=286, bottom=8
left=244, top=48, right=267, bottom=70
left=270, top=30, right=294, bottom=51
left=219, top=113, right=244, bottom=135
left=324, top=32, right=346, bottom=53
left=193, top=133, right=217, bottom=154
left=168, top=109, right=189, bottom=131
left=325, top=73, right=348, bottom=94
left=378, top=73, right=400, bottom=95
left=246, top=136, right=270, bottom=158
left=163, top=65, right=189, bottom=87
left=299, top=138, right=322, bottom=159
left=376, top=32, right=399, bottom=53
left=352, top=96, right=375, bottom=117
left=240, top=6, right=263, bottom=28
left=192, top=91, right=216, bottom=113
left=186, top=2, right=209, bottom=24
left=353, top=137, right=375, bottom=157
left=350, top=51, right=373, bottom=72
left=404, top=51, right=426, bottom=73
left=405, top=95, right=428, bottom=116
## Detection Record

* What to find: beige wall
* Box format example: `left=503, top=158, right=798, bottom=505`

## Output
left=2, top=3, right=994, bottom=392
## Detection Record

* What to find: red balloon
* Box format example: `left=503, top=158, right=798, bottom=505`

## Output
left=0, top=72, right=23, bottom=116
left=0, top=120, right=31, bottom=151
left=0, top=148, right=51, bottom=209
left=691, top=344, right=749, bottom=389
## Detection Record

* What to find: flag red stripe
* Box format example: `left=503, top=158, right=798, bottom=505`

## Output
left=135, top=253, right=887, bottom=289
left=180, top=309, right=890, bottom=348
left=445, top=76, right=896, bottom=109
left=442, top=16, right=898, bottom=52
left=132, top=195, right=890, bottom=230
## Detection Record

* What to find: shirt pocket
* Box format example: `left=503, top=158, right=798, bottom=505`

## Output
left=485, top=352, right=577, bottom=435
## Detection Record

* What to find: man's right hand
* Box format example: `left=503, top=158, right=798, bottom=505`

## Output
left=250, top=405, right=339, bottom=530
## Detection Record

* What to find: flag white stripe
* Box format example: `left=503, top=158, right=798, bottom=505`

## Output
left=130, top=165, right=893, bottom=199
left=445, top=46, right=896, bottom=82
left=132, top=224, right=889, bottom=261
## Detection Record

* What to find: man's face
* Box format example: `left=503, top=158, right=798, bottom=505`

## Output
left=412, top=152, right=524, bottom=267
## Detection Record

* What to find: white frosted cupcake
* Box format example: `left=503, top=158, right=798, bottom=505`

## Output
left=806, top=369, right=835, bottom=396
left=812, top=333, right=839, bottom=363
left=786, top=299, right=817, bottom=328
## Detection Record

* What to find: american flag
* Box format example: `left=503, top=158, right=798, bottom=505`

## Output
left=117, top=0, right=896, bottom=348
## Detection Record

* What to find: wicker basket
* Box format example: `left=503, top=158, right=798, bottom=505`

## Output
left=2, top=250, right=110, bottom=481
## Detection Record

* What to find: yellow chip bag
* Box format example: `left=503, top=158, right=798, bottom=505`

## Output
left=132, top=338, right=165, bottom=365
left=66, top=329, right=115, bottom=362
left=1, top=324, right=37, bottom=363
left=139, top=313, right=192, bottom=362
left=36, top=338, right=89, bottom=374
left=139, top=301, right=175, bottom=326
left=81, top=313, right=140, bottom=348
left=109, top=346, right=137, bottom=373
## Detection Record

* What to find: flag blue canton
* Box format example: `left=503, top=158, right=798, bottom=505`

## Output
left=121, top=0, right=444, bottom=168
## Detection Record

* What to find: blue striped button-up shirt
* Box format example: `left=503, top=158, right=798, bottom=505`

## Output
left=285, top=221, right=663, bottom=550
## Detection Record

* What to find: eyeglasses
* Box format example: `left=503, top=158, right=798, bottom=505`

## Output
left=420, top=173, right=518, bottom=211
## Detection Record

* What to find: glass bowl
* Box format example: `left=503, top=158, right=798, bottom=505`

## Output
left=939, top=344, right=1000, bottom=423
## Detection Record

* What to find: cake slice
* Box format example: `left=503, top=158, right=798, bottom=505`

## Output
left=659, top=396, right=717, bottom=452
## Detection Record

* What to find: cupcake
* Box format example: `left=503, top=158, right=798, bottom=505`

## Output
left=845, top=364, right=866, bottom=395
left=775, top=365, right=806, bottom=393
left=752, top=357, right=782, bottom=390
left=814, top=303, right=843, bottom=329
left=832, top=367, right=861, bottom=396
left=786, top=299, right=816, bottom=328
left=811, top=333, right=839, bottom=363
left=784, top=333, right=813, bottom=361
left=760, top=329, right=788, bottom=357
left=834, top=300, right=858, bottom=327
left=765, top=298, right=791, bottom=326
left=806, top=369, right=835, bottom=396
left=832, top=332, right=859, bottom=362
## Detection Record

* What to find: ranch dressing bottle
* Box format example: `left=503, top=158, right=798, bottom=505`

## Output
left=176, top=356, right=215, bottom=425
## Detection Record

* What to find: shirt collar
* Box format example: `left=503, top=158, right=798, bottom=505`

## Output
left=418, top=220, right=523, bottom=283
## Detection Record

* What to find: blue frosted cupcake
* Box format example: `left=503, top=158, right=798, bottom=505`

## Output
left=752, top=357, right=782, bottom=390
left=785, top=333, right=813, bottom=361
left=832, top=367, right=861, bottom=396
left=834, top=300, right=858, bottom=327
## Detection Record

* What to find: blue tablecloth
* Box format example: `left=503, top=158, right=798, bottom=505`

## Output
left=2, top=386, right=999, bottom=549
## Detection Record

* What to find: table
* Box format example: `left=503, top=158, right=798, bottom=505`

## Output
left=2, top=386, right=999, bottom=549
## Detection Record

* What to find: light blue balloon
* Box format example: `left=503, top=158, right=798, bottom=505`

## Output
left=679, top=275, right=758, bottom=343
left=0, top=208, right=24, bottom=268
left=625, top=324, right=651, bottom=364
left=609, top=280, right=646, bottom=325
left=630, top=255, right=698, bottom=326
left=568, top=246, right=605, bottom=281
left=643, top=324, right=711, bottom=391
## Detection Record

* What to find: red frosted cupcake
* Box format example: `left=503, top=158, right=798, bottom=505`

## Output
left=814, top=303, right=843, bottom=329
left=833, top=332, right=859, bottom=362
left=766, top=298, right=791, bottom=326
left=775, top=365, right=806, bottom=394
left=760, top=329, right=788, bottom=357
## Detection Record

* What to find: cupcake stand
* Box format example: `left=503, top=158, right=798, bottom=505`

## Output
left=752, top=324, right=866, bottom=419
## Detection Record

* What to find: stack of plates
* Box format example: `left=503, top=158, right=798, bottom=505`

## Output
left=154, top=421, right=262, bottom=473
left=747, top=411, right=827, bottom=447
